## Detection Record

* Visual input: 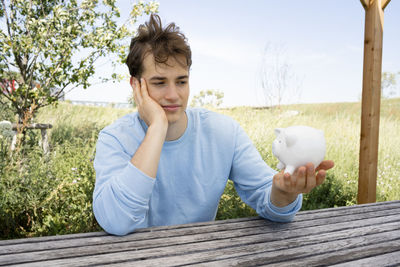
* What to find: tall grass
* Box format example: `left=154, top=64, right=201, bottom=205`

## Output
left=1, top=98, right=398, bottom=238
left=38, top=98, right=400, bottom=203
left=219, top=99, right=400, bottom=203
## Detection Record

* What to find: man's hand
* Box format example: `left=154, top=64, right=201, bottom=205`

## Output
left=132, top=77, right=168, bottom=128
left=130, top=78, right=169, bottom=178
left=270, top=160, right=335, bottom=207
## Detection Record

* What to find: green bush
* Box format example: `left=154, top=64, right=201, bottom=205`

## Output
left=33, top=140, right=101, bottom=236
left=216, top=173, right=356, bottom=220
left=0, top=124, right=101, bottom=239
left=216, top=180, right=257, bottom=220
left=301, top=173, right=356, bottom=210
left=0, top=96, right=15, bottom=122
left=2, top=99, right=398, bottom=239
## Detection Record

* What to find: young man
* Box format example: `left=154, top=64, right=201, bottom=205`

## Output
left=93, top=14, right=334, bottom=236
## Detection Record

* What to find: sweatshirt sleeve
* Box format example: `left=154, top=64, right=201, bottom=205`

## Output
left=92, top=131, right=155, bottom=235
left=229, top=123, right=302, bottom=222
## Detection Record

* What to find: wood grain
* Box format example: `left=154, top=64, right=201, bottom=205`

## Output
left=0, top=201, right=399, bottom=267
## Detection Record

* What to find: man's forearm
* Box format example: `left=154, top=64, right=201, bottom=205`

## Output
left=130, top=122, right=167, bottom=178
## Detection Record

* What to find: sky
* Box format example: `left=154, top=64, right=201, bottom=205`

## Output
left=66, top=0, right=400, bottom=107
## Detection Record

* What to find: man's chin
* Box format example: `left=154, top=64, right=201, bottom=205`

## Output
left=166, top=111, right=186, bottom=125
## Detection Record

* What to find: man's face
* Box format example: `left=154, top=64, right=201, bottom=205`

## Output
left=141, top=53, right=190, bottom=125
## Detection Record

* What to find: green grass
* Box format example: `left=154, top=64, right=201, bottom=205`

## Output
left=2, top=98, right=398, bottom=238
left=38, top=98, right=400, bottom=203
left=219, top=99, right=400, bottom=203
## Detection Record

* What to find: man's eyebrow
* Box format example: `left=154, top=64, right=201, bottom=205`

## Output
left=149, top=76, right=166, bottom=81
left=149, top=75, right=188, bottom=81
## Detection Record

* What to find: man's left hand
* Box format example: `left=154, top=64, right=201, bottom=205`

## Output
left=271, top=160, right=335, bottom=207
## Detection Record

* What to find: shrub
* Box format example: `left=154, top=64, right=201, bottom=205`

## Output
left=216, top=180, right=257, bottom=220
left=0, top=124, right=101, bottom=239
left=32, top=140, right=101, bottom=236
left=216, top=173, right=356, bottom=221
left=0, top=96, right=15, bottom=122
left=301, top=173, right=356, bottom=210
left=1, top=99, right=398, bottom=238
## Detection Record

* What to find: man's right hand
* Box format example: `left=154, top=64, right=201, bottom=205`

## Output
left=132, top=77, right=168, bottom=129
left=130, top=77, right=168, bottom=178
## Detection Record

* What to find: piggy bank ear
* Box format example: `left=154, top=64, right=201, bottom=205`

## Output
left=274, top=128, right=282, bottom=136
left=285, top=133, right=297, bottom=147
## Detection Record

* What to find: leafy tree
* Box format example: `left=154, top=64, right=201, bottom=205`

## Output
left=191, top=89, right=224, bottom=108
left=0, top=0, right=159, bottom=123
left=381, top=71, right=399, bottom=98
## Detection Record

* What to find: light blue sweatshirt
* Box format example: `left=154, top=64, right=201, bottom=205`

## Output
left=93, top=108, right=302, bottom=235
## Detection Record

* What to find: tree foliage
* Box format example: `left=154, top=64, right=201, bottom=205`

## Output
left=381, top=71, right=399, bottom=98
left=191, top=89, right=224, bottom=108
left=0, top=0, right=158, bottom=122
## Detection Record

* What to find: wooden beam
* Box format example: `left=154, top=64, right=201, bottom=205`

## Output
left=382, top=0, right=391, bottom=10
left=361, top=0, right=391, bottom=10
left=358, top=0, right=385, bottom=204
left=360, top=0, right=369, bottom=9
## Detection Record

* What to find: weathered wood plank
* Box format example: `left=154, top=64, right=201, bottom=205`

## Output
left=1, top=201, right=399, bottom=267
left=296, top=200, right=400, bottom=216
left=191, top=232, right=400, bottom=267
left=2, top=200, right=399, bottom=250
left=2, top=200, right=398, bottom=247
left=267, top=240, right=400, bottom=267
left=331, top=250, right=400, bottom=267
left=6, top=218, right=400, bottom=266
left=2, top=216, right=399, bottom=265
left=11, top=123, right=53, bottom=130
left=2, top=206, right=399, bottom=258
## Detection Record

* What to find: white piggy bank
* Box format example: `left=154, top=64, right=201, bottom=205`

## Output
left=272, top=125, right=326, bottom=175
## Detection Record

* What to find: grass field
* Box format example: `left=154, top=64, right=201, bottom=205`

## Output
left=37, top=98, right=400, bottom=203
left=2, top=98, right=398, bottom=238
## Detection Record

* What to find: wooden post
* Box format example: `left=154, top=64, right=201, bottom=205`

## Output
left=358, top=0, right=390, bottom=204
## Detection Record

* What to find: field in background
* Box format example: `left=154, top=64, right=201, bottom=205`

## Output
left=37, top=98, right=400, bottom=203
left=2, top=97, right=396, bottom=238
left=220, top=98, right=400, bottom=203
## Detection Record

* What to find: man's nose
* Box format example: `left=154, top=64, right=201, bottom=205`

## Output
left=165, top=84, right=179, bottom=100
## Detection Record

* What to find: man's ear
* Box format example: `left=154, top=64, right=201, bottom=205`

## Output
left=274, top=128, right=282, bottom=137
left=130, top=77, right=141, bottom=89
left=130, top=77, right=138, bottom=86
left=285, top=133, right=297, bottom=148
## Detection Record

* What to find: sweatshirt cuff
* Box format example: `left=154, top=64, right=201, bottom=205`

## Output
left=264, top=188, right=303, bottom=222
left=269, top=193, right=302, bottom=214
left=117, top=161, right=155, bottom=201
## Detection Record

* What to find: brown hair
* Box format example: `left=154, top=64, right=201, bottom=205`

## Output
left=126, top=14, right=192, bottom=78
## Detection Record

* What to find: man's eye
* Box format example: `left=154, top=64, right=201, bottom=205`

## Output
left=153, top=82, right=164, bottom=86
left=177, top=81, right=187, bottom=85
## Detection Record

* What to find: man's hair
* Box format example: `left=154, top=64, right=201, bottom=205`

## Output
left=126, top=14, right=192, bottom=78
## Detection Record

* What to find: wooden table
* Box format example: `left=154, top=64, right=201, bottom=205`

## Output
left=1, top=201, right=399, bottom=266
